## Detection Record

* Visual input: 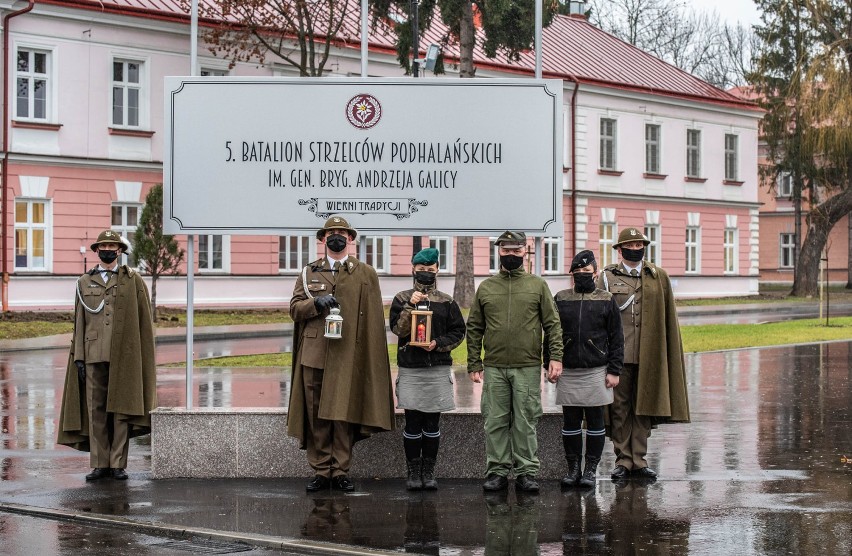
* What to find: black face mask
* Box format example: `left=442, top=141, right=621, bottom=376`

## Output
left=573, top=272, right=596, bottom=293
left=621, top=247, right=645, bottom=263
left=500, top=255, right=524, bottom=271
left=414, top=271, right=437, bottom=285
left=98, top=250, right=119, bottom=264
left=325, top=234, right=348, bottom=253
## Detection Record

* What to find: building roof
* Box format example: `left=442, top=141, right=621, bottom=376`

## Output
left=38, top=0, right=759, bottom=111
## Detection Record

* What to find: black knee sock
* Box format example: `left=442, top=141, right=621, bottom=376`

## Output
left=403, top=433, right=422, bottom=461
left=562, top=406, right=583, bottom=457
left=584, top=406, right=606, bottom=459
left=585, top=430, right=605, bottom=459
left=421, top=431, right=440, bottom=460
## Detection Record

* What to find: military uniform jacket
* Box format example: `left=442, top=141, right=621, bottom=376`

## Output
left=466, top=268, right=562, bottom=373
left=598, top=262, right=690, bottom=423
left=58, top=265, right=158, bottom=451
left=287, top=256, right=395, bottom=447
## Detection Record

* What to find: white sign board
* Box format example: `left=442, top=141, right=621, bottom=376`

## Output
left=164, top=78, right=563, bottom=236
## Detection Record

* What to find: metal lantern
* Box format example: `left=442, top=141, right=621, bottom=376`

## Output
left=409, top=308, right=433, bottom=347
left=324, top=306, right=343, bottom=339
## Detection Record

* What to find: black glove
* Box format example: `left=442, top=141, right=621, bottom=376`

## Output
left=75, top=360, right=86, bottom=383
left=314, top=295, right=337, bottom=312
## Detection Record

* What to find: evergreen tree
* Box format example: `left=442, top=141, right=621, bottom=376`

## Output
left=134, top=184, right=185, bottom=319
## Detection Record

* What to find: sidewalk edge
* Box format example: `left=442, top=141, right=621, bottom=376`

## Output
left=0, top=501, right=400, bottom=556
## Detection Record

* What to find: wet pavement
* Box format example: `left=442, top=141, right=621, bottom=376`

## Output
left=2, top=340, right=852, bottom=554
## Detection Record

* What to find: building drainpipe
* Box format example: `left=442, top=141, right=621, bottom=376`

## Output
left=567, top=78, right=579, bottom=254
left=1, top=0, right=35, bottom=312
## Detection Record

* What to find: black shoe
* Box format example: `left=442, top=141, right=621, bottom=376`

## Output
left=85, top=468, right=111, bottom=482
left=578, top=457, right=600, bottom=489
left=632, top=467, right=657, bottom=479
left=482, top=474, right=509, bottom=492
left=421, top=457, right=438, bottom=491
left=332, top=475, right=355, bottom=492
left=406, top=458, right=423, bottom=491
left=515, top=474, right=539, bottom=493
left=610, top=465, right=630, bottom=480
left=561, top=455, right=582, bottom=489
left=112, top=468, right=128, bottom=480
left=306, top=475, right=330, bottom=492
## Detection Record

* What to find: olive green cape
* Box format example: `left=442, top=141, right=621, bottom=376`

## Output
left=287, top=258, right=394, bottom=447
left=57, top=266, right=158, bottom=451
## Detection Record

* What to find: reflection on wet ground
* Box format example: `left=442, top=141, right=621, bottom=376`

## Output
left=1, top=342, right=851, bottom=554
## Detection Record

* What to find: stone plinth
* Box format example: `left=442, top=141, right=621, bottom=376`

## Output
left=151, top=408, right=569, bottom=479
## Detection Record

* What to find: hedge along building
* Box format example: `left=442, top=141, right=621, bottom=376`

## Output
left=1, top=0, right=762, bottom=310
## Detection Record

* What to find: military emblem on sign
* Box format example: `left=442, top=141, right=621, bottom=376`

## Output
left=346, top=94, right=382, bottom=130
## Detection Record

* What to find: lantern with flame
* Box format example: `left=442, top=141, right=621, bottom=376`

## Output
left=324, top=306, right=343, bottom=339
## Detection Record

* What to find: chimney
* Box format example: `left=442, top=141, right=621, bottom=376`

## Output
left=566, top=1, right=587, bottom=19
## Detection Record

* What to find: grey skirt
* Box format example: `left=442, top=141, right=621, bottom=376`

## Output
left=555, top=365, right=613, bottom=407
left=395, top=365, right=456, bottom=412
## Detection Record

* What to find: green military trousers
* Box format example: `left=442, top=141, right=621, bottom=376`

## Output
left=481, top=366, right=543, bottom=478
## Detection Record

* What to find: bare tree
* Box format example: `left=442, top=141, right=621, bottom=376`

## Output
left=587, top=0, right=757, bottom=88
left=181, top=0, right=351, bottom=76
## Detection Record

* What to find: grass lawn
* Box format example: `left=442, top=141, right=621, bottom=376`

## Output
left=176, top=317, right=852, bottom=367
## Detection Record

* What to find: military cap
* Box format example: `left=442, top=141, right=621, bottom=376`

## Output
left=316, top=215, right=358, bottom=240
left=412, top=247, right=440, bottom=266
left=613, top=227, right=650, bottom=248
left=90, top=229, right=130, bottom=252
left=494, top=230, right=527, bottom=247
left=569, top=249, right=596, bottom=273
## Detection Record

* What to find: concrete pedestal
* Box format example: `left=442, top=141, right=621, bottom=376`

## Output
left=151, top=408, right=570, bottom=479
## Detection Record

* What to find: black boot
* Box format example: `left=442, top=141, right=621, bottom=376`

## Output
left=579, top=457, right=600, bottom=488
left=421, top=457, right=438, bottom=490
left=406, top=458, right=423, bottom=490
left=561, top=455, right=582, bottom=488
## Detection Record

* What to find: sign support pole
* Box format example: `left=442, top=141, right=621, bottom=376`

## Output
left=534, top=0, right=543, bottom=276
left=185, top=0, right=199, bottom=409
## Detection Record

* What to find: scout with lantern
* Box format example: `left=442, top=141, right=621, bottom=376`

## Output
left=389, top=247, right=466, bottom=491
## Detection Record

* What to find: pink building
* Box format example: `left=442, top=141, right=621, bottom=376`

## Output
left=1, top=1, right=762, bottom=310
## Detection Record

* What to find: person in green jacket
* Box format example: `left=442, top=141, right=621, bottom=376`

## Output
left=467, top=230, right=564, bottom=493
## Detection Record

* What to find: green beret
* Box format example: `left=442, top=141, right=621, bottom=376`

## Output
left=412, top=247, right=440, bottom=265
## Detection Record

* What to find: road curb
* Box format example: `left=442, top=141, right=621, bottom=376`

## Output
left=0, top=501, right=402, bottom=555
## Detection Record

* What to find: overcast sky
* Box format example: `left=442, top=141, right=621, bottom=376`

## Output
left=688, top=0, right=762, bottom=28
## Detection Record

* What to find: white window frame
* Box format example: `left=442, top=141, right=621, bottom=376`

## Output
left=428, top=237, right=452, bottom=272
left=685, top=226, right=700, bottom=273
left=780, top=233, right=795, bottom=269
left=200, top=67, right=228, bottom=77
left=777, top=172, right=793, bottom=198
left=489, top=238, right=500, bottom=273
left=111, top=202, right=142, bottom=267
left=599, top=117, right=618, bottom=170
left=279, top=235, right=315, bottom=272
left=111, top=56, right=147, bottom=128
left=599, top=222, right=616, bottom=268
left=723, top=228, right=737, bottom=274
left=644, top=224, right=661, bottom=265
left=687, top=129, right=702, bottom=178
left=724, top=134, right=739, bottom=181
left=358, top=236, right=390, bottom=273
left=543, top=237, right=561, bottom=274
left=14, top=198, right=51, bottom=271
left=198, top=234, right=230, bottom=273
left=15, top=46, right=54, bottom=122
left=645, top=123, right=661, bottom=174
